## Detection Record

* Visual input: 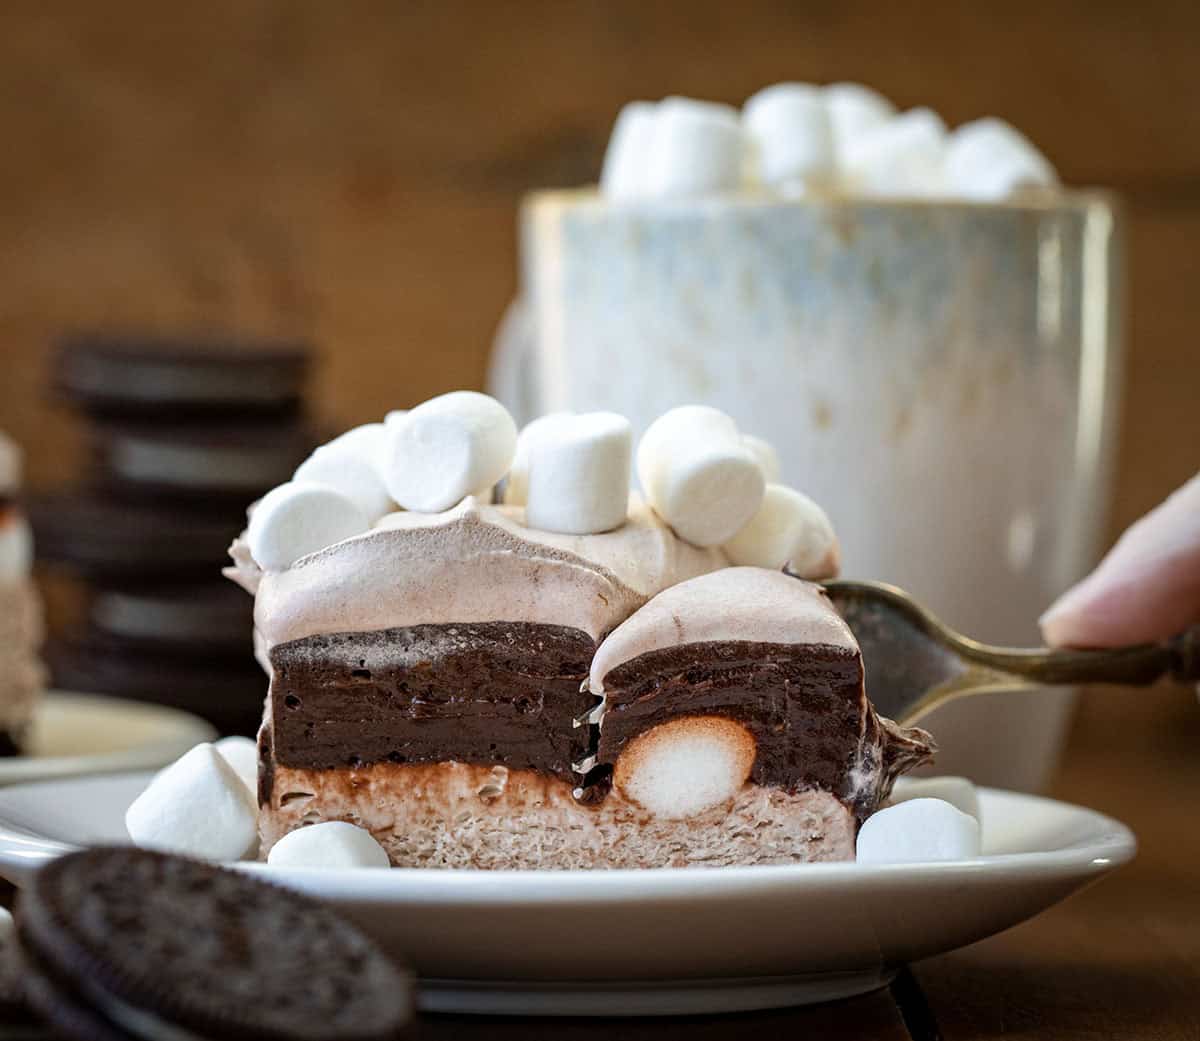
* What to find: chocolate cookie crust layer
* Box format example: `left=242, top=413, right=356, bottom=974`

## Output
left=597, top=640, right=912, bottom=820
left=269, top=622, right=596, bottom=781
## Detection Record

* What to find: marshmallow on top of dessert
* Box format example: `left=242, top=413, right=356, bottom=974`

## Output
left=0, top=431, right=46, bottom=756
left=600, top=82, right=1057, bottom=202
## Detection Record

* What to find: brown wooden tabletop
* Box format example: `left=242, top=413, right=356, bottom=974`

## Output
left=3, top=682, right=1197, bottom=1040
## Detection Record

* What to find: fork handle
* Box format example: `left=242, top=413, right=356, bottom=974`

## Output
left=970, top=625, right=1200, bottom=687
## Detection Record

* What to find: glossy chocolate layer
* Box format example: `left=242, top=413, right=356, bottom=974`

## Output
left=268, top=622, right=595, bottom=781
left=597, top=640, right=920, bottom=821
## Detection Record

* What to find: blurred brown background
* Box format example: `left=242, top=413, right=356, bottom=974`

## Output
left=0, top=5, right=1197, bottom=740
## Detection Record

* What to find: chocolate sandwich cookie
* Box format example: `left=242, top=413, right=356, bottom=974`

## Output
left=16, top=847, right=413, bottom=1041
left=88, top=583, right=253, bottom=655
left=55, top=333, right=311, bottom=417
left=90, top=418, right=317, bottom=502
left=46, top=631, right=266, bottom=736
left=29, top=492, right=243, bottom=581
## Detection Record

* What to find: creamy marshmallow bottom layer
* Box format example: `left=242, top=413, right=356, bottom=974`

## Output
left=259, top=762, right=857, bottom=869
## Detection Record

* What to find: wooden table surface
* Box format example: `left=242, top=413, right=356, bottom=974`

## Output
left=2, top=683, right=1197, bottom=1040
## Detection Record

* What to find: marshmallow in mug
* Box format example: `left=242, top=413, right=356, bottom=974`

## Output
left=524, top=412, right=632, bottom=535
left=743, top=83, right=835, bottom=190
left=945, top=117, right=1057, bottom=201
left=381, top=391, right=517, bottom=513
left=267, top=821, right=390, bottom=869
left=824, top=82, right=897, bottom=164
left=247, top=481, right=370, bottom=571
left=600, top=101, right=659, bottom=201
left=636, top=405, right=765, bottom=548
left=723, top=484, right=839, bottom=578
left=643, top=98, right=745, bottom=199
left=125, top=744, right=258, bottom=862
left=841, top=107, right=949, bottom=197
left=856, top=797, right=982, bottom=863
left=292, top=422, right=394, bottom=523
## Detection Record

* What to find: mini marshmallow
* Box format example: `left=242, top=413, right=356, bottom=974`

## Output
left=525, top=412, right=632, bottom=535
left=856, top=797, right=982, bottom=864
left=742, top=83, right=835, bottom=190
left=723, top=484, right=840, bottom=578
left=214, top=735, right=258, bottom=797
left=841, top=107, right=948, bottom=197
left=246, top=481, right=370, bottom=571
left=645, top=97, right=745, bottom=199
left=267, top=821, right=390, bottom=869
left=890, top=775, right=980, bottom=821
left=381, top=391, right=517, bottom=513
left=502, top=412, right=569, bottom=507
left=742, top=434, right=780, bottom=482
left=945, top=117, right=1057, bottom=201
left=825, top=82, right=896, bottom=162
left=614, top=716, right=756, bottom=819
left=125, top=744, right=258, bottom=861
left=0, top=513, right=33, bottom=583
left=293, top=423, right=394, bottom=523
left=637, top=405, right=765, bottom=547
left=601, top=101, right=659, bottom=201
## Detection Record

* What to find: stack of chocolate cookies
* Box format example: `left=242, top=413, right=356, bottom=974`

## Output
left=32, top=334, right=316, bottom=735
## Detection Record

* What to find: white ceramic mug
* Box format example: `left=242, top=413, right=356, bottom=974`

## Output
left=492, top=190, right=1124, bottom=792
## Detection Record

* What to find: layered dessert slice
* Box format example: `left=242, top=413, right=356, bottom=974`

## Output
left=590, top=567, right=934, bottom=863
left=0, top=432, right=45, bottom=755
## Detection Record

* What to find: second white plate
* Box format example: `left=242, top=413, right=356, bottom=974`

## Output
left=0, top=773, right=1134, bottom=1015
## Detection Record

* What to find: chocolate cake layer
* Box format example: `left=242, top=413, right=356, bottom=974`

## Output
left=597, top=640, right=877, bottom=818
left=269, top=621, right=596, bottom=781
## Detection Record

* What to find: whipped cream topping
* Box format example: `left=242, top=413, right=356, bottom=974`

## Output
left=590, top=566, right=854, bottom=692
left=252, top=495, right=724, bottom=649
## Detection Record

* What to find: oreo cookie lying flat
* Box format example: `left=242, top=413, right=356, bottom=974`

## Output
left=90, top=418, right=317, bottom=502
left=17, top=847, right=414, bottom=1041
left=29, top=492, right=242, bottom=581
left=55, top=334, right=312, bottom=416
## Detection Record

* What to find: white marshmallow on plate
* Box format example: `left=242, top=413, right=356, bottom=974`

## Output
left=292, top=422, right=394, bottom=523
left=841, top=107, right=948, bottom=197
left=636, top=405, right=765, bottom=547
left=945, top=117, right=1057, bottom=201
left=381, top=391, right=517, bottom=513
left=0, top=513, right=33, bottom=583
left=246, top=481, right=370, bottom=571
left=125, top=744, right=258, bottom=861
left=825, top=82, right=896, bottom=163
left=267, top=821, right=390, bottom=869
left=723, top=484, right=840, bottom=578
left=502, top=412, right=569, bottom=506
left=741, top=434, right=780, bottom=482
left=614, top=716, right=756, bottom=820
left=214, top=735, right=258, bottom=797
left=742, top=83, right=835, bottom=191
left=525, top=412, right=632, bottom=535
left=601, top=101, right=658, bottom=201
left=890, top=775, right=980, bottom=821
left=856, top=797, right=982, bottom=864
left=644, top=97, right=745, bottom=199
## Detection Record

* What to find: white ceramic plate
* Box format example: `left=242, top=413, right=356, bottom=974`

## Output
left=0, top=775, right=1134, bottom=1016
left=0, top=692, right=216, bottom=786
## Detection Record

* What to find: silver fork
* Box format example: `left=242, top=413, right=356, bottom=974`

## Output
left=822, top=579, right=1200, bottom=726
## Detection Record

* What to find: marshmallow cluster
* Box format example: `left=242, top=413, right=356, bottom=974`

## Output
left=245, top=392, right=839, bottom=577
left=600, top=83, right=1056, bottom=202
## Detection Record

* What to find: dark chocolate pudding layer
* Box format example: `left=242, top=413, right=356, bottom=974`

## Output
left=597, top=640, right=880, bottom=819
left=269, top=622, right=596, bottom=782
